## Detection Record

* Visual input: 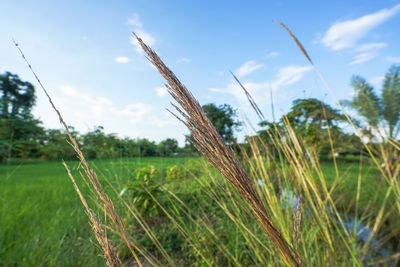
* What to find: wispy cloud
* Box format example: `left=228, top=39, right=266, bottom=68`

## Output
left=127, top=13, right=156, bottom=54
left=349, top=51, right=378, bottom=65
left=60, top=85, right=151, bottom=121
left=127, top=13, right=143, bottom=28
left=111, top=103, right=151, bottom=123
left=355, top=42, right=387, bottom=52
left=60, top=85, right=112, bottom=116
left=386, top=56, right=400, bottom=63
left=322, top=4, right=400, bottom=51
left=155, top=86, right=168, bottom=96
left=178, top=57, right=192, bottom=63
left=211, top=65, right=312, bottom=104
left=235, top=60, right=264, bottom=78
left=266, top=51, right=280, bottom=58
left=115, top=56, right=130, bottom=64
left=349, top=42, right=387, bottom=65
left=270, top=66, right=313, bottom=89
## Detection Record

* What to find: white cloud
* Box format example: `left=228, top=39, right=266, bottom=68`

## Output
left=349, top=42, right=387, bottom=65
left=355, top=42, right=387, bottom=52
left=127, top=13, right=156, bottom=54
left=155, top=86, right=168, bottom=97
left=235, top=60, right=264, bottom=78
left=59, top=85, right=153, bottom=121
left=111, top=103, right=151, bottom=123
left=349, top=51, right=378, bottom=65
left=386, top=56, right=400, bottom=63
left=60, top=85, right=112, bottom=116
left=271, top=66, right=313, bottom=89
left=127, top=13, right=143, bottom=28
left=266, top=51, right=280, bottom=58
left=211, top=65, right=312, bottom=104
left=322, top=4, right=400, bottom=50
left=115, top=56, right=130, bottom=64
left=34, top=85, right=188, bottom=146
left=178, top=57, right=192, bottom=63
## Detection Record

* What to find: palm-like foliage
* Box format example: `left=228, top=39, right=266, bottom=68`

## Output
left=346, top=65, right=400, bottom=140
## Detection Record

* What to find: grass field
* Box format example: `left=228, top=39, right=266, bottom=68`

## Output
left=0, top=157, right=193, bottom=266
left=0, top=157, right=396, bottom=266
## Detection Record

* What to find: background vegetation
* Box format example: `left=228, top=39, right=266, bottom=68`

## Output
left=1, top=50, right=399, bottom=265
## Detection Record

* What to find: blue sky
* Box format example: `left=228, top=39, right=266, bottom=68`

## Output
left=1, top=0, right=400, bottom=145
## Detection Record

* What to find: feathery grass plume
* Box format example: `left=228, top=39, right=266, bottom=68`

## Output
left=63, top=162, right=121, bottom=267
left=273, top=19, right=312, bottom=65
left=230, top=71, right=265, bottom=121
left=13, top=40, right=143, bottom=267
left=293, top=195, right=302, bottom=250
left=133, top=32, right=303, bottom=267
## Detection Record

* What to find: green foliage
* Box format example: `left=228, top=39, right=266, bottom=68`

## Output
left=202, top=103, right=242, bottom=144
left=345, top=65, right=400, bottom=139
left=166, top=165, right=185, bottom=180
left=284, top=98, right=347, bottom=145
left=0, top=72, right=45, bottom=162
left=158, top=138, right=178, bottom=156
left=258, top=98, right=356, bottom=159
left=120, top=165, right=164, bottom=217
left=381, top=65, right=400, bottom=138
left=0, top=72, right=35, bottom=119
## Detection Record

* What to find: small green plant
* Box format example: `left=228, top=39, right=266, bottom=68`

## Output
left=166, top=165, right=185, bottom=180
left=120, top=165, right=163, bottom=217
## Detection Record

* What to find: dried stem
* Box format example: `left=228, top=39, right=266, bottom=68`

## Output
left=133, top=32, right=303, bottom=267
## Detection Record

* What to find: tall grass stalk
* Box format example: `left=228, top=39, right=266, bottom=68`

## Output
left=133, top=32, right=303, bottom=266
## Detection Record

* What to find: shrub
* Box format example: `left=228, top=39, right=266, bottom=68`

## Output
left=166, top=165, right=185, bottom=180
left=120, top=165, right=164, bottom=217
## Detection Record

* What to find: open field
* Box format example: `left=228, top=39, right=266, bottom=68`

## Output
left=0, top=157, right=192, bottom=266
left=1, top=157, right=396, bottom=266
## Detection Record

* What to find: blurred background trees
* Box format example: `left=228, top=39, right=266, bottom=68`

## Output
left=1, top=67, right=398, bottom=163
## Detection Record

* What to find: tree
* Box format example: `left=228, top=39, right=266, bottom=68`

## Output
left=344, top=65, right=400, bottom=177
left=0, top=72, right=44, bottom=162
left=345, top=65, right=400, bottom=140
left=285, top=98, right=347, bottom=148
left=158, top=138, right=178, bottom=156
left=0, top=72, right=36, bottom=119
left=202, top=103, right=242, bottom=144
left=257, top=98, right=352, bottom=159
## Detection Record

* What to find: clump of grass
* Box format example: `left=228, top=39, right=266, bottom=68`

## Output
left=133, top=33, right=303, bottom=266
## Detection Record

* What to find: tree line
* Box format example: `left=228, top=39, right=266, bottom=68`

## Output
left=1, top=65, right=399, bottom=163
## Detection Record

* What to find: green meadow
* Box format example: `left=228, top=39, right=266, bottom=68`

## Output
left=1, top=157, right=396, bottom=266
left=0, top=158, right=192, bottom=266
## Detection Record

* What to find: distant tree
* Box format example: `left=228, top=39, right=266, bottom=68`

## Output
left=344, top=65, right=400, bottom=177
left=257, top=98, right=352, bottom=159
left=285, top=98, right=347, bottom=148
left=0, top=72, right=44, bottom=162
left=40, top=127, right=79, bottom=160
left=81, top=126, right=121, bottom=159
left=344, top=65, right=400, bottom=140
left=0, top=72, right=36, bottom=119
left=158, top=138, right=178, bottom=156
left=136, top=138, right=158, bottom=157
left=202, top=103, right=242, bottom=145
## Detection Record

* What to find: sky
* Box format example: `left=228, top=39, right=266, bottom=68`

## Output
left=1, top=0, right=400, bottom=146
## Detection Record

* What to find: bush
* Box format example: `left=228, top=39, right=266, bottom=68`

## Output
left=120, top=165, right=164, bottom=217
left=166, top=165, right=185, bottom=180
